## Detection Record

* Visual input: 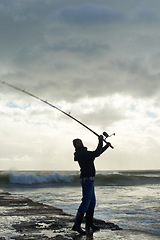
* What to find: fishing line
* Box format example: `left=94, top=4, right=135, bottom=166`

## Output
left=0, top=80, right=114, bottom=149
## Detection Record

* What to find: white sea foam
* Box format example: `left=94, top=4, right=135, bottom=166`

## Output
left=9, top=172, right=73, bottom=184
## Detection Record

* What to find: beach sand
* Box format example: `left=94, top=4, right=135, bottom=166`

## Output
left=0, top=191, right=159, bottom=240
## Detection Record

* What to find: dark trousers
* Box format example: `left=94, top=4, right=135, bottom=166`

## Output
left=78, top=179, right=96, bottom=214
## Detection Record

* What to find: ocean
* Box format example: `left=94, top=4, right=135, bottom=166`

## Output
left=0, top=170, right=160, bottom=236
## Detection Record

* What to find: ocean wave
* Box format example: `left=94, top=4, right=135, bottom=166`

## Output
left=0, top=171, right=160, bottom=187
left=95, top=172, right=160, bottom=186
left=9, top=172, right=74, bottom=185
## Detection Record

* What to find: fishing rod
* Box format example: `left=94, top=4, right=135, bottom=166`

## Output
left=0, top=80, right=114, bottom=149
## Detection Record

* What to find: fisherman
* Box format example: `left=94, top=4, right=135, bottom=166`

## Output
left=72, top=135, right=111, bottom=235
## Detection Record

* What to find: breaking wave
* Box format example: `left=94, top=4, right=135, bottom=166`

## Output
left=0, top=170, right=160, bottom=187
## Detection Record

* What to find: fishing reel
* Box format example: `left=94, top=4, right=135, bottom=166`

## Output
left=103, top=131, right=115, bottom=140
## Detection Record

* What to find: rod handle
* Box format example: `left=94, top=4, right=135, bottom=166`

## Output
left=103, top=139, right=114, bottom=149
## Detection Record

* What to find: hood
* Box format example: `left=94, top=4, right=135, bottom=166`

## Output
left=74, top=147, right=87, bottom=161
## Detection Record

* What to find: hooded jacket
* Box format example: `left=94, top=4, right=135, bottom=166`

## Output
left=74, top=138, right=108, bottom=178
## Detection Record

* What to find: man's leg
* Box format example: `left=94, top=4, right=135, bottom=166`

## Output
left=85, top=186, right=100, bottom=232
left=72, top=180, right=94, bottom=235
left=72, top=212, right=86, bottom=235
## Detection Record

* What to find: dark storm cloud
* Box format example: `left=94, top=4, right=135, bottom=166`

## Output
left=58, top=4, right=126, bottom=24
left=46, top=39, right=110, bottom=54
left=107, top=57, right=160, bottom=98
left=0, top=0, right=160, bottom=104
left=135, top=9, right=158, bottom=22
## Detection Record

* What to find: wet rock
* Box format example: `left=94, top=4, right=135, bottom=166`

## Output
left=0, top=192, right=122, bottom=240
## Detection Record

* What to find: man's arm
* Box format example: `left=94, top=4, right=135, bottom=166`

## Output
left=87, top=135, right=112, bottom=158
left=101, top=142, right=112, bottom=154
left=99, top=135, right=112, bottom=154
left=92, top=135, right=103, bottom=157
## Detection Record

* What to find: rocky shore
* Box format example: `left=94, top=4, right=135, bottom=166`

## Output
left=0, top=191, right=159, bottom=240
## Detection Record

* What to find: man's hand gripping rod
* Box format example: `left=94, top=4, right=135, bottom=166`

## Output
left=103, top=132, right=115, bottom=149
left=0, top=80, right=114, bottom=149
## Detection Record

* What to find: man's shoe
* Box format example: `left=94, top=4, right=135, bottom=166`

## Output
left=90, top=224, right=100, bottom=232
left=86, top=211, right=100, bottom=232
left=72, top=224, right=86, bottom=235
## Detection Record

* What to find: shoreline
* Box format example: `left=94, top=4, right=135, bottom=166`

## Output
left=0, top=191, right=159, bottom=239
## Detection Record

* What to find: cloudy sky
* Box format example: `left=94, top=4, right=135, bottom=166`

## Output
left=0, top=0, right=160, bottom=171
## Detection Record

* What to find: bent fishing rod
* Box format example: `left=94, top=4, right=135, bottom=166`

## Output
left=0, top=80, right=114, bottom=149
